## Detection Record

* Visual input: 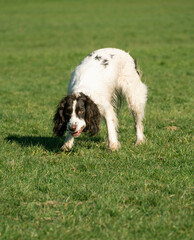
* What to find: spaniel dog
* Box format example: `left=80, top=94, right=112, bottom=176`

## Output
left=53, top=48, right=147, bottom=151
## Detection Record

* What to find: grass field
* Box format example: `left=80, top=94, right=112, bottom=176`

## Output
left=0, top=0, right=193, bottom=239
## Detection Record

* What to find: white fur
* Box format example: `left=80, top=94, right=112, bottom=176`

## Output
left=63, top=48, right=147, bottom=151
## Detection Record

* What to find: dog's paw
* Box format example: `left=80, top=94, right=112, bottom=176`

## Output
left=61, top=143, right=73, bottom=151
left=136, top=136, right=146, bottom=146
left=109, top=142, right=121, bottom=151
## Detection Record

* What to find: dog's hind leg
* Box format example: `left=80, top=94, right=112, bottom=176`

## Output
left=132, top=106, right=146, bottom=145
left=122, top=73, right=147, bottom=145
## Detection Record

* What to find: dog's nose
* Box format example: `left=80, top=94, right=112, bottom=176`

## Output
left=69, top=124, right=77, bottom=132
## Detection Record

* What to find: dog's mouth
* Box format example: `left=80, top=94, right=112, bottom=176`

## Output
left=71, top=126, right=85, bottom=137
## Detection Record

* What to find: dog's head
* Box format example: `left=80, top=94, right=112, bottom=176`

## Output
left=53, top=92, right=101, bottom=138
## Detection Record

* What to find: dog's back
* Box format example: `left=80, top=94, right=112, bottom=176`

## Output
left=67, top=48, right=138, bottom=112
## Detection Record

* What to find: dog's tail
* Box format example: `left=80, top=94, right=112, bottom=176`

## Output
left=134, top=59, right=142, bottom=78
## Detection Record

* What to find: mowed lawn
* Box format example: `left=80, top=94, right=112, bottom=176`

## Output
left=0, top=0, right=193, bottom=239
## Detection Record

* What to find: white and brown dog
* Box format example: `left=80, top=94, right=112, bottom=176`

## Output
left=53, top=48, right=147, bottom=151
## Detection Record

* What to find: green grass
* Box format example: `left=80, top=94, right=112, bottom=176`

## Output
left=0, top=0, right=193, bottom=239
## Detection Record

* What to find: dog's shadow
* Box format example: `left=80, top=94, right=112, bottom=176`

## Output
left=6, top=135, right=102, bottom=152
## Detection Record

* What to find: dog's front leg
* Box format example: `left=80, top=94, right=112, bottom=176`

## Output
left=61, top=131, right=74, bottom=151
left=105, top=109, right=121, bottom=151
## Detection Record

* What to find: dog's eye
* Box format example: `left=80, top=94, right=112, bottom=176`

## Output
left=78, top=110, right=85, bottom=115
left=65, top=108, right=72, bottom=115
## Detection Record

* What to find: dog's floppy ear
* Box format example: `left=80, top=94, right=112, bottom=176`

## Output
left=53, top=96, right=67, bottom=137
left=84, top=95, right=101, bottom=136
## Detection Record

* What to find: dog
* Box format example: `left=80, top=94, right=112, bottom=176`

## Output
left=53, top=48, right=147, bottom=151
